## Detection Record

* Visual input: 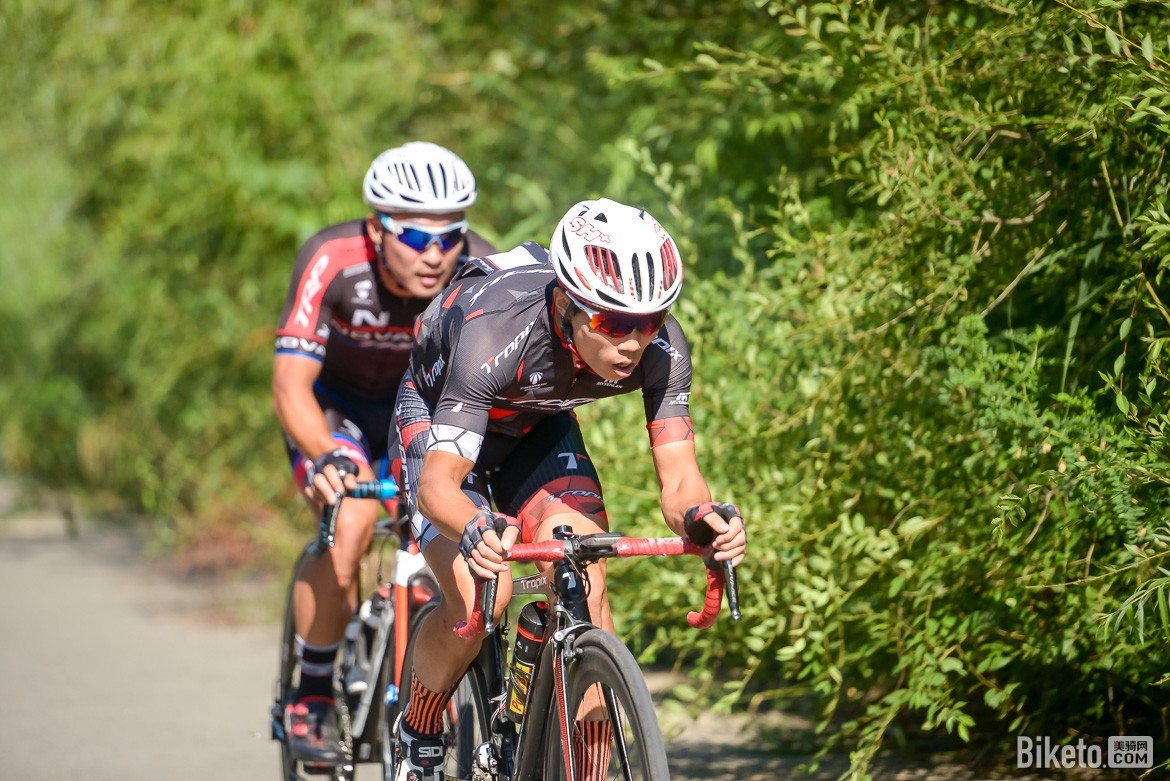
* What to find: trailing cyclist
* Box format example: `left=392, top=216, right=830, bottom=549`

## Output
left=387, top=197, right=747, bottom=780
left=272, top=141, right=495, bottom=764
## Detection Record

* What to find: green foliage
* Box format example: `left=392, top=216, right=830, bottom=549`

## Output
left=4, top=0, right=1170, bottom=774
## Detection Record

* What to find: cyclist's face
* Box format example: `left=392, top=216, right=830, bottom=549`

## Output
left=561, top=296, right=659, bottom=382
left=370, top=211, right=465, bottom=299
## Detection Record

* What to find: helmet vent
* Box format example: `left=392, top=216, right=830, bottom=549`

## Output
left=594, top=212, right=608, bottom=223
left=630, top=253, right=644, bottom=300
left=661, top=239, right=679, bottom=288
left=585, top=245, right=622, bottom=293
left=644, top=251, right=656, bottom=296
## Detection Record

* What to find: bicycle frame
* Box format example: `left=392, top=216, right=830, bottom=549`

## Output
left=454, top=524, right=739, bottom=780
left=273, top=479, right=432, bottom=780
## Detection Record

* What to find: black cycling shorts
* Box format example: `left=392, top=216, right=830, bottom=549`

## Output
left=390, top=379, right=607, bottom=549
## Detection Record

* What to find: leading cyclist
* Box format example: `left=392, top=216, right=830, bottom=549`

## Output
left=387, top=197, right=747, bottom=780
left=273, top=142, right=495, bottom=763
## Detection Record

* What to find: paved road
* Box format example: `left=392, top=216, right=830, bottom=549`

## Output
left=0, top=506, right=279, bottom=781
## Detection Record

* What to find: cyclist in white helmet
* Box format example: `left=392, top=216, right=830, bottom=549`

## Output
left=385, top=197, right=746, bottom=780
left=273, top=141, right=494, bottom=763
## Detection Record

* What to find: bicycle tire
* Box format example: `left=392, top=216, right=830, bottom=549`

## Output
left=391, top=599, right=495, bottom=781
left=275, top=548, right=309, bottom=781
left=274, top=547, right=357, bottom=781
left=539, top=628, right=670, bottom=781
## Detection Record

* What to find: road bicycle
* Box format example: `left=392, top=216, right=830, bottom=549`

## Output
left=395, top=522, right=741, bottom=781
left=271, top=479, right=439, bottom=781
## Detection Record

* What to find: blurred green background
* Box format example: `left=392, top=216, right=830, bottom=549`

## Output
left=3, top=0, right=1169, bottom=773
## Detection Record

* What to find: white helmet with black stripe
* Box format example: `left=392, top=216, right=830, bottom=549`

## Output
left=362, top=142, right=477, bottom=213
left=550, top=198, right=683, bottom=314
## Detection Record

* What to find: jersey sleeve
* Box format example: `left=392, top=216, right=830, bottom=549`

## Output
left=641, top=316, right=695, bottom=448
left=274, top=238, right=337, bottom=361
left=426, top=314, right=512, bottom=463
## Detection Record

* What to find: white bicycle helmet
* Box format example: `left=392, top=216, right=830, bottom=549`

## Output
left=362, top=142, right=477, bottom=213
left=550, top=198, right=683, bottom=314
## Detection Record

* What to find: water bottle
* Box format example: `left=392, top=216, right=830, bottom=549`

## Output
left=505, top=601, right=548, bottom=723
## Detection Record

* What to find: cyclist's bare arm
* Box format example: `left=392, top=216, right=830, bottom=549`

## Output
left=273, top=353, right=336, bottom=457
left=651, top=439, right=746, bottom=567
left=273, top=353, right=360, bottom=500
left=417, top=449, right=518, bottom=577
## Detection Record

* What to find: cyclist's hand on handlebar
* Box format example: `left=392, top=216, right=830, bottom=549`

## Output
left=683, top=502, right=746, bottom=568
left=459, top=511, right=521, bottom=580
left=304, top=448, right=359, bottom=505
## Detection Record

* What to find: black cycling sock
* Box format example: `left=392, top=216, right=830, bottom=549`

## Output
left=296, top=638, right=340, bottom=702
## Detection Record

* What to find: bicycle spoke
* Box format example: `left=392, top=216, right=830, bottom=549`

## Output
left=539, top=630, right=669, bottom=781
left=602, top=685, right=635, bottom=781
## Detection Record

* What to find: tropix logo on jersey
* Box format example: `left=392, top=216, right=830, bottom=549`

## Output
left=652, top=337, right=683, bottom=362
left=529, top=372, right=543, bottom=385
left=480, top=318, right=537, bottom=373
left=419, top=355, right=446, bottom=388
left=1017, top=736, right=1152, bottom=770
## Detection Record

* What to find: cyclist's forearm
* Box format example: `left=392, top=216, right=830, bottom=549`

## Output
left=418, top=478, right=484, bottom=540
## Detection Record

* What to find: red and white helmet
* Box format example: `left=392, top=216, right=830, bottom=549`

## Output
left=362, top=142, right=477, bottom=213
left=549, top=198, right=683, bottom=314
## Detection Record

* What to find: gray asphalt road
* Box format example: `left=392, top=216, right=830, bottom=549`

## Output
left=0, top=504, right=279, bottom=781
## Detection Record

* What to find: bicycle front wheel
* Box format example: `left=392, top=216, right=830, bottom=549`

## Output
left=540, top=628, right=670, bottom=781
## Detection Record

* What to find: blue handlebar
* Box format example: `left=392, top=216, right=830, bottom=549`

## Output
left=349, top=479, right=399, bottom=500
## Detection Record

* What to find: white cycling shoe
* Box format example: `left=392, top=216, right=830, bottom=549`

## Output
left=394, top=721, right=446, bottom=781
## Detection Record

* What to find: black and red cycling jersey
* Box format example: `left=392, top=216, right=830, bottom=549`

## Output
left=407, top=242, right=695, bottom=465
left=274, top=219, right=495, bottom=399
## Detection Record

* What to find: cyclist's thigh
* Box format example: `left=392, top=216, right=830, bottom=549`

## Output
left=419, top=534, right=512, bottom=627
left=490, top=412, right=608, bottom=543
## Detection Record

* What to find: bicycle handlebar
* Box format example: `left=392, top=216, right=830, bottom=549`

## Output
left=316, top=479, right=399, bottom=549
left=453, top=534, right=740, bottom=639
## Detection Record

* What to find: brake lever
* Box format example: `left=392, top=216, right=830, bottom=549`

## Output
left=721, top=560, right=741, bottom=621
left=481, top=573, right=499, bottom=634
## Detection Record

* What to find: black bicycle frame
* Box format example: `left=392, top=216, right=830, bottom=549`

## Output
left=510, top=526, right=596, bottom=781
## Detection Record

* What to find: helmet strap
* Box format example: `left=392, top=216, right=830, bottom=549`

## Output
left=560, top=304, right=575, bottom=346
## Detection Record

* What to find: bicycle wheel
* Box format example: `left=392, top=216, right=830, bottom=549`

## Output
left=539, top=629, right=670, bottom=781
left=391, top=599, right=495, bottom=781
left=274, top=550, right=306, bottom=781
left=274, top=548, right=356, bottom=781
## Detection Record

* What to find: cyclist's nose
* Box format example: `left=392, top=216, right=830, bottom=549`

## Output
left=616, top=335, right=645, bottom=356
left=419, top=242, right=445, bottom=264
